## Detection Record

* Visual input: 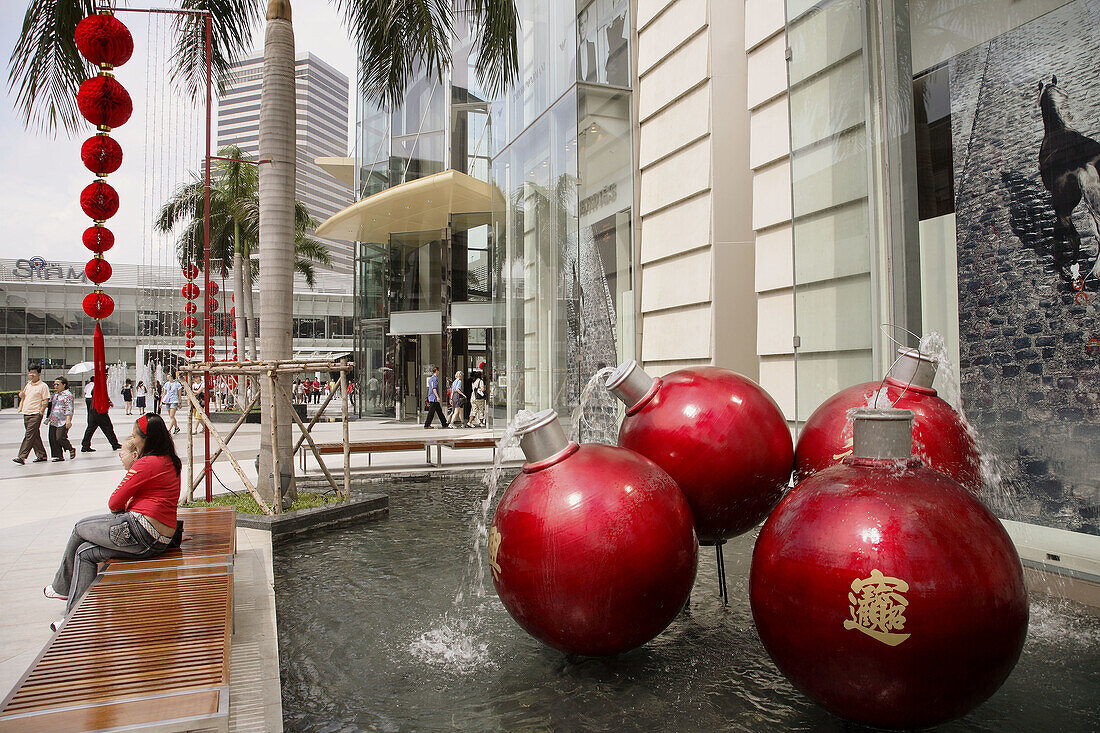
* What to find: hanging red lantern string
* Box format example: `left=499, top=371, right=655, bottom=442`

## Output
left=75, top=10, right=131, bottom=414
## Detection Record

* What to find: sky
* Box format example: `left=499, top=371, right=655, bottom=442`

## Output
left=0, top=0, right=357, bottom=268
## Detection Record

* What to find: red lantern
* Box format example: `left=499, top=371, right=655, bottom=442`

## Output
left=84, top=257, right=112, bottom=284
left=794, top=348, right=981, bottom=493
left=76, top=75, right=132, bottom=129
left=229, top=306, right=235, bottom=316
left=185, top=349, right=195, bottom=359
left=186, top=339, right=195, bottom=348
left=491, top=410, right=697, bottom=656
left=82, top=225, right=114, bottom=254
left=184, top=301, right=197, bottom=314
left=74, top=13, right=134, bottom=68
left=206, top=298, right=219, bottom=313
left=82, top=291, right=114, bottom=319
left=207, top=281, right=219, bottom=296
left=80, top=134, right=123, bottom=176
left=751, top=409, right=1027, bottom=729
left=182, top=283, right=200, bottom=299
left=608, top=361, right=793, bottom=542
left=182, top=315, right=197, bottom=329
left=182, top=264, right=199, bottom=280
left=80, top=180, right=119, bottom=220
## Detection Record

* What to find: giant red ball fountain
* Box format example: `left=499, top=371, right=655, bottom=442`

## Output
left=490, top=409, right=698, bottom=656
left=751, top=408, right=1028, bottom=729
left=795, top=347, right=981, bottom=492
left=606, top=361, right=793, bottom=542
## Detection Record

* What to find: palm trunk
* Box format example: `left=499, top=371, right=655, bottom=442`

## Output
left=231, top=226, right=247, bottom=408
left=242, top=252, right=258, bottom=361
left=257, top=0, right=297, bottom=507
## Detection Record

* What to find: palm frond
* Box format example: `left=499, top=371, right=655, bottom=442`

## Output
left=7, top=0, right=95, bottom=135
left=337, top=0, right=453, bottom=110
left=293, top=258, right=317, bottom=289
left=172, top=0, right=262, bottom=100
left=294, top=235, right=333, bottom=267
left=459, top=0, right=518, bottom=98
left=155, top=181, right=206, bottom=233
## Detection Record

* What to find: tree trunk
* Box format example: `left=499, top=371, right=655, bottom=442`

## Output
left=242, top=252, right=258, bottom=361
left=257, top=0, right=297, bottom=507
left=231, top=227, right=247, bottom=408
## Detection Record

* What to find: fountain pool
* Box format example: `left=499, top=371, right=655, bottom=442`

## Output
left=275, top=475, right=1100, bottom=732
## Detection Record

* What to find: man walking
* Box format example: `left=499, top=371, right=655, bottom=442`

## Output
left=14, top=365, right=49, bottom=464
left=423, top=366, right=448, bottom=428
left=81, top=375, right=121, bottom=452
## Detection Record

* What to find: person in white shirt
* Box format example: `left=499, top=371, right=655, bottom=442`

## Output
left=14, top=365, right=49, bottom=464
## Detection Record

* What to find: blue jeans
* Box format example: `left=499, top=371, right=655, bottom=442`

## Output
left=52, top=513, right=170, bottom=614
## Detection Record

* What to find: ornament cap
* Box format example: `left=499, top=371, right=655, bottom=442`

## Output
left=516, top=408, right=573, bottom=465
left=851, top=408, right=914, bottom=460
left=888, top=348, right=937, bottom=390
left=606, top=359, right=657, bottom=411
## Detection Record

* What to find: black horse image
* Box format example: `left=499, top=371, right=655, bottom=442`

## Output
left=1038, top=75, right=1100, bottom=284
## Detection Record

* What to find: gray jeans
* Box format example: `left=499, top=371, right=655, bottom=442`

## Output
left=52, top=513, right=169, bottom=614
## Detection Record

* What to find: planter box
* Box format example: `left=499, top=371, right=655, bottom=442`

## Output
left=236, top=493, right=388, bottom=542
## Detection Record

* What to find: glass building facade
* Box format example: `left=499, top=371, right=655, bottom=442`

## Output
left=351, top=0, right=635, bottom=424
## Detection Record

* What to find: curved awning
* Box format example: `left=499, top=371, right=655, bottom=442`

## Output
left=315, top=169, right=503, bottom=243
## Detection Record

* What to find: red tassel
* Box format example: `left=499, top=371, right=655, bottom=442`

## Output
left=93, top=323, right=109, bottom=413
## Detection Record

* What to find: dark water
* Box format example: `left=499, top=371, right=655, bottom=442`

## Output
left=275, top=475, right=1100, bottom=732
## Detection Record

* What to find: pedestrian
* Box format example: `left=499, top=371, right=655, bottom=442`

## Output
left=449, top=370, right=467, bottom=428
left=153, top=380, right=163, bottom=414
left=423, top=366, right=448, bottom=428
left=81, top=375, right=122, bottom=453
left=162, top=373, right=183, bottom=434
left=468, top=371, right=487, bottom=428
left=313, top=378, right=321, bottom=403
left=303, top=378, right=313, bottom=405
left=367, top=375, right=379, bottom=407
left=190, top=378, right=204, bottom=434
left=122, top=378, right=133, bottom=415
left=134, top=380, right=147, bottom=412
left=48, top=376, right=76, bottom=462
left=43, top=414, right=181, bottom=631
left=14, top=365, right=49, bottom=464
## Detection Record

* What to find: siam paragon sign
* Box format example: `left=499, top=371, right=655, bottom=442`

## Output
left=10, top=257, right=90, bottom=283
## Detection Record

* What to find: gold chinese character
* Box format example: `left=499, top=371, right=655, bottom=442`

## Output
left=488, top=526, right=502, bottom=579
left=843, top=568, right=911, bottom=646
left=833, top=436, right=854, bottom=460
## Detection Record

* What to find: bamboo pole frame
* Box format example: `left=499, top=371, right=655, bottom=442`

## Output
left=177, top=360, right=354, bottom=516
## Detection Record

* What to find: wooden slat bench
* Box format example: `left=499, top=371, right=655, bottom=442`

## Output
left=305, top=435, right=498, bottom=470
left=0, top=507, right=236, bottom=733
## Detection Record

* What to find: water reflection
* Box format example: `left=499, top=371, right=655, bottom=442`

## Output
left=276, top=475, right=1100, bottom=732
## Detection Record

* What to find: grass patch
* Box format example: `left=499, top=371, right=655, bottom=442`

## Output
left=182, top=490, right=340, bottom=515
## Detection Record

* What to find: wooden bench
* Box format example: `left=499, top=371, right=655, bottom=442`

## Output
left=0, top=507, right=236, bottom=733
left=305, top=435, right=498, bottom=470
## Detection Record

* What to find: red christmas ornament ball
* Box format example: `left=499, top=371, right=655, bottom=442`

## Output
left=182, top=283, right=200, bottom=299
left=80, top=134, right=123, bottom=176
left=82, top=291, right=114, bottom=319
left=76, top=75, right=132, bottom=129
left=74, top=13, right=134, bottom=68
left=206, top=298, right=219, bottom=313
left=610, top=362, right=793, bottom=542
left=207, top=281, right=219, bottom=296
left=795, top=383, right=981, bottom=494
left=751, top=428, right=1027, bottom=728
left=491, top=411, right=698, bottom=656
left=85, top=257, right=112, bottom=284
left=80, top=180, right=119, bottom=221
left=82, top=225, right=114, bottom=254
left=184, top=301, right=197, bottom=314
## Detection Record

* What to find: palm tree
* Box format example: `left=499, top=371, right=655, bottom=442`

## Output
left=10, top=0, right=519, bottom=508
left=154, top=146, right=334, bottom=360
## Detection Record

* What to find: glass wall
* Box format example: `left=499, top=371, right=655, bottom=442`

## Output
left=786, top=0, right=1098, bottom=535
left=491, top=0, right=635, bottom=421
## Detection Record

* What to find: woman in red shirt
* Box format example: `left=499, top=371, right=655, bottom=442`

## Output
left=43, top=414, right=181, bottom=629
